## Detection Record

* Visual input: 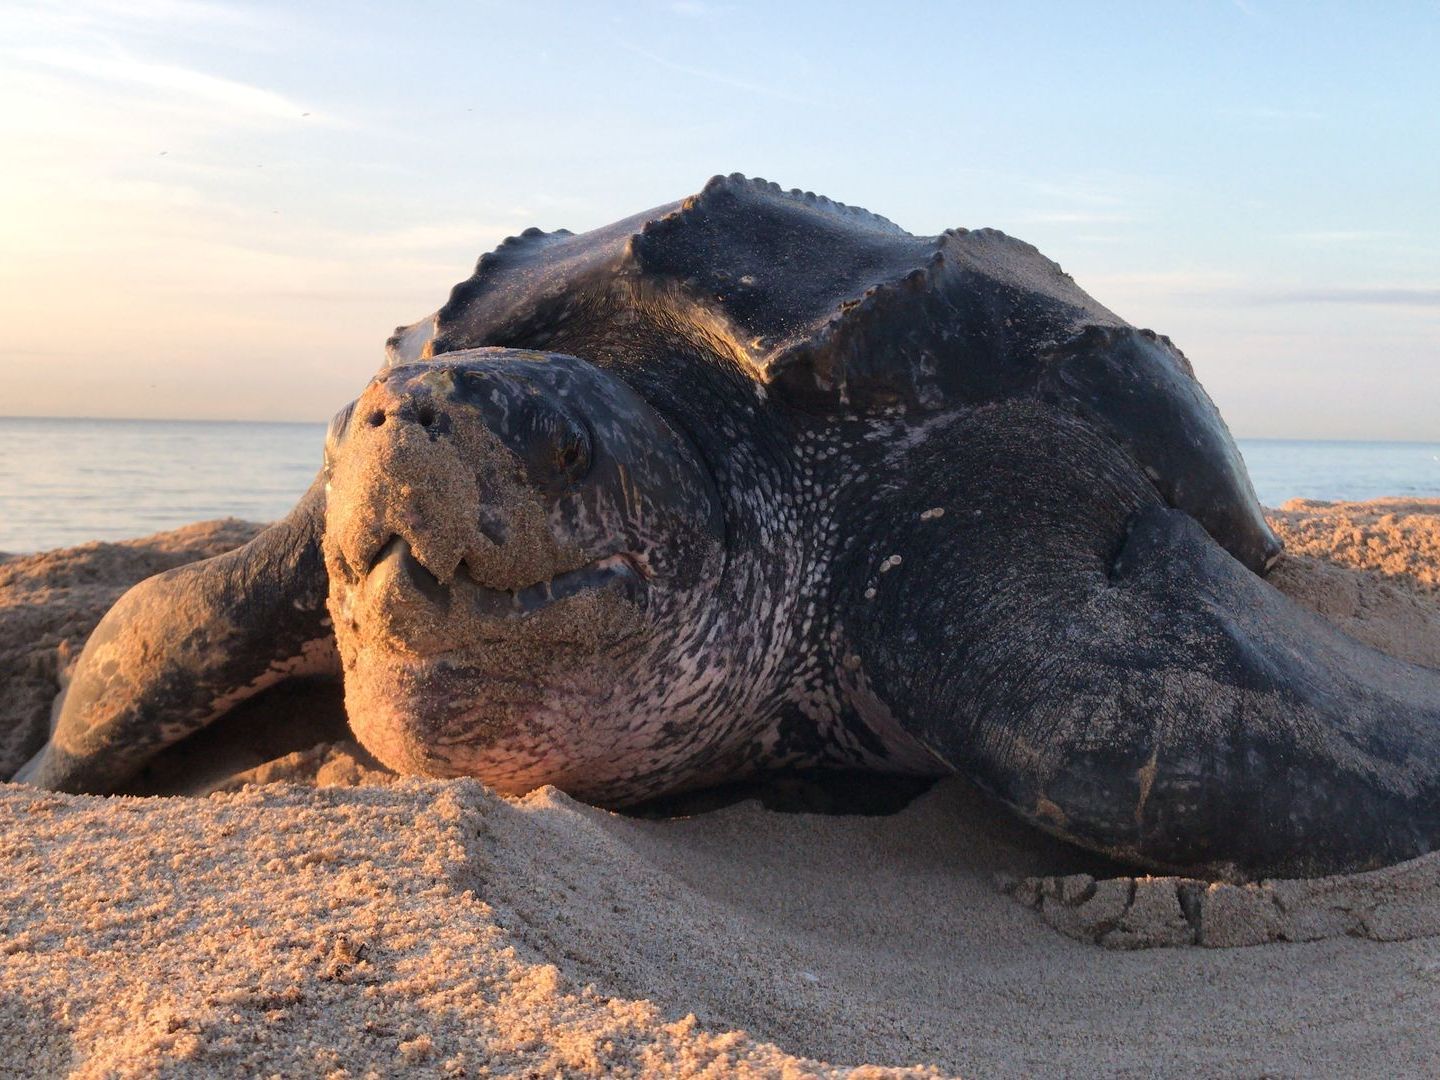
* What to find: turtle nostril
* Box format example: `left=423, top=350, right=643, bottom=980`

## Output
left=367, top=409, right=386, bottom=427
left=417, top=405, right=437, bottom=428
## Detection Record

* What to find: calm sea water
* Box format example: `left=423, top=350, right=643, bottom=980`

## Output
left=0, top=417, right=326, bottom=554
left=1, top=417, right=1438, bottom=554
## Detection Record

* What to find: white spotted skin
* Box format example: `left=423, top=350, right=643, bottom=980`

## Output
left=753, top=411, right=1013, bottom=781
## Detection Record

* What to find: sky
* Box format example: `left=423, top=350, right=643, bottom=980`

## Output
left=1, top=0, right=1437, bottom=439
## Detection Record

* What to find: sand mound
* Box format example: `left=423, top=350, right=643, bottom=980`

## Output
left=1270, top=497, right=1440, bottom=597
left=3, top=775, right=1438, bottom=1076
left=3, top=503, right=1440, bottom=1075
left=0, top=780, right=920, bottom=1078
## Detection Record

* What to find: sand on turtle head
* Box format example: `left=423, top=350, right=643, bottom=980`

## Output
left=319, top=377, right=647, bottom=784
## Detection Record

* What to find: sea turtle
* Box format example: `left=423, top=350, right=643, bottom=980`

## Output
left=17, top=175, right=1440, bottom=880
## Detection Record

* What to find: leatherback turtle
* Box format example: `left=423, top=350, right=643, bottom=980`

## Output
left=18, top=175, right=1440, bottom=880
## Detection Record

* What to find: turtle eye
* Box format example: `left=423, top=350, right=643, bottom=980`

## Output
left=555, top=430, right=588, bottom=476
left=521, top=406, right=591, bottom=491
left=549, top=417, right=592, bottom=484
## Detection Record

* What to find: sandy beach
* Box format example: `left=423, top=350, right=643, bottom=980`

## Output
left=3, top=499, right=1440, bottom=1076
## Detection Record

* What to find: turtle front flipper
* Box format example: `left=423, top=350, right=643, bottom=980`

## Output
left=849, top=403, right=1440, bottom=880
left=15, top=478, right=334, bottom=794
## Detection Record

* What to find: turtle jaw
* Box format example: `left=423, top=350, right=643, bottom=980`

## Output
left=363, top=533, right=650, bottom=632
left=335, top=567, right=656, bottom=787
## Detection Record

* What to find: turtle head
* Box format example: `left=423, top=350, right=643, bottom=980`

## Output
left=321, top=347, right=726, bottom=798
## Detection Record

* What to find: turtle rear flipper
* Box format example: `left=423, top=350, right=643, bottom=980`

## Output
left=15, top=479, right=334, bottom=794
left=855, top=404, right=1440, bottom=880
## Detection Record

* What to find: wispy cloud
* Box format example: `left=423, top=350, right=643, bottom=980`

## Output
left=610, top=38, right=818, bottom=105
left=6, top=0, right=274, bottom=45
left=16, top=46, right=335, bottom=126
left=11, top=0, right=253, bottom=26
left=1090, top=273, right=1440, bottom=309
left=1220, top=105, right=1326, bottom=122
left=1286, top=229, right=1403, bottom=245
left=1020, top=178, right=1131, bottom=208
left=1012, top=210, right=1134, bottom=225
left=1084, top=269, right=1248, bottom=298
left=1253, top=287, right=1440, bottom=307
left=327, top=219, right=533, bottom=259
left=1008, top=175, right=1148, bottom=233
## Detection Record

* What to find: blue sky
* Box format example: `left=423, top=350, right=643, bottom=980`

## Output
left=2, top=0, right=1437, bottom=437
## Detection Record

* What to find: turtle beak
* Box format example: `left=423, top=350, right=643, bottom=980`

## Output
left=368, top=535, right=452, bottom=608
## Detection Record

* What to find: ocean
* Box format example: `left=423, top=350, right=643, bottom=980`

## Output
left=0, top=417, right=325, bottom=554
left=1, top=417, right=1438, bottom=554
